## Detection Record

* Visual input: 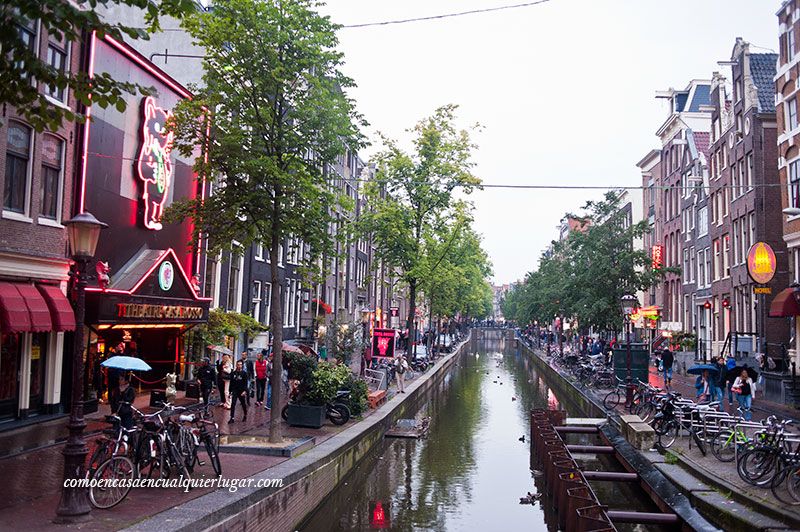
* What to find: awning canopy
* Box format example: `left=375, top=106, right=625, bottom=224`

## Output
left=37, top=284, right=76, bottom=331
left=15, top=284, right=52, bottom=332
left=769, top=287, right=800, bottom=318
left=0, top=283, right=31, bottom=333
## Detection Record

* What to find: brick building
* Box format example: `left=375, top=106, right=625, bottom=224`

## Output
left=0, top=17, right=82, bottom=420
left=706, top=39, right=788, bottom=376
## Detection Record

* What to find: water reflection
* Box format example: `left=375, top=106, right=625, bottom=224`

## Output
left=299, top=333, right=660, bottom=531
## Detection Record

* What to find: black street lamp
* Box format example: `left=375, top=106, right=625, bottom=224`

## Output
left=55, top=212, right=106, bottom=522
left=621, top=294, right=638, bottom=407
left=360, top=307, right=370, bottom=377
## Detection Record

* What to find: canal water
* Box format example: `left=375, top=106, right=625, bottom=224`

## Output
left=299, top=333, right=663, bottom=531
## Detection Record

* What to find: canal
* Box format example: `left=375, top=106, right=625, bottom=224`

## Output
left=299, top=332, right=664, bottom=531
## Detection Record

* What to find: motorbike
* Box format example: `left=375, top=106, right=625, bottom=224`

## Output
left=281, top=390, right=351, bottom=426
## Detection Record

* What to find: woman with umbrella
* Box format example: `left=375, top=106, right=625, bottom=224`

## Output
left=688, top=364, right=719, bottom=404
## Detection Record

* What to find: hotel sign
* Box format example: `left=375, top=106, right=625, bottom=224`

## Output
left=747, top=242, right=777, bottom=285
left=117, top=303, right=204, bottom=320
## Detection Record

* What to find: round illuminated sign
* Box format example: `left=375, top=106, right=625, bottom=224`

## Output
left=158, top=261, right=175, bottom=291
left=747, top=242, right=776, bottom=285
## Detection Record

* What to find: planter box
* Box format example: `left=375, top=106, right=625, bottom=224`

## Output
left=286, top=404, right=325, bottom=428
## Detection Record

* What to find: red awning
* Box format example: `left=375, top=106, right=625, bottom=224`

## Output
left=37, top=284, right=76, bottom=331
left=769, top=287, right=800, bottom=318
left=0, top=283, right=31, bottom=333
left=16, top=284, right=52, bottom=332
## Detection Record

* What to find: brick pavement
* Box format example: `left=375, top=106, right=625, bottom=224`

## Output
left=0, top=367, right=417, bottom=530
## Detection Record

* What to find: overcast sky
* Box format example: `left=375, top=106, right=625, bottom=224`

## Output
left=318, top=0, right=780, bottom=285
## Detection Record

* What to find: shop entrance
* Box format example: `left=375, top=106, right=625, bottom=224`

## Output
left=0, top=333, right=21, bottom=419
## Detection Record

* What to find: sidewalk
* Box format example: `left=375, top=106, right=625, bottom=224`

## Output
left=0, top=366, right=423, bottom=530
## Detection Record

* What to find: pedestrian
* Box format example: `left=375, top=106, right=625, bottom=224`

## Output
left=731, top=368, right=756, bottom=421
left=725, top=354, right=737, bottom=406
left=696, top=370, right=711, bottom=403
left=114, top=373, right=136, bottom=429
left=712, top=356, right=727, bottom=408
left=395, top=355, right=408, bottom=393
left=195, top=357, right=216, bottom=411
left=221, top=354, right=233, bottom=409
left=661, top=348, right=674, bottom=389
left=228, top=360, right=249, bottom=423
left=216, top=356, right=226, bottom=404
left=240, top=351, right=254, bottom=406
left=255, top=350, right=268, bottom=406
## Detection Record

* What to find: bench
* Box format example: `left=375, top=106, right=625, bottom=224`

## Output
left=368, top=390, right=387, bottom=409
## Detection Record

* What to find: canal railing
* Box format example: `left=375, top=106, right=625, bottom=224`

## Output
left=531, top=408, right=696, bottom=531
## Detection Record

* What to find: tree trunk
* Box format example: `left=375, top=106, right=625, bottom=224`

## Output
left=406, top=278, right=417, bottom=358
left=268, top=204, right=283, bottom=443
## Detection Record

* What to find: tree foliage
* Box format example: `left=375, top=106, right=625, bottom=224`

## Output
left=166, top=0, right=364, bottom=442
left=360, top=105, right=480, bottom=350
left=1, top=0, right=196, bottom=131
left=197, top=307, right=266, bottom=346
left=503, top=191, right=673, bottom=331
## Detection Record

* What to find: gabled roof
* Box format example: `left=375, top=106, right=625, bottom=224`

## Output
left=750, top=53, right=778, bottom=112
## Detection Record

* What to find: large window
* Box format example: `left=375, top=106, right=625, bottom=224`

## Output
left=40, top=134, right=63, bottom=220
left=45, top=43, right=68, bottom=103
left=789, top=97, right=799, bottom=131
left=227, top=256, right=240, bottom=311
left=4, top=122, right=32, bottom=214
left=252, top=281, right=261, bottom=319
left=204, top=255, right=217, bottom=301
left=698, top=206, right=708, bottom=236
left=15, top=18, right=37, bottom=83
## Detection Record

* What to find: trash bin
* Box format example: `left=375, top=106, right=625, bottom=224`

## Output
left=612, top=342, right=650, bottom=385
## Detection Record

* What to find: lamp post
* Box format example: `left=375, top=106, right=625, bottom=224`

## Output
left=55, top=212, right=106, bottom=522
left=360, top=307, right=370, bottom=377
left=621, top=294, right=638, bottom=407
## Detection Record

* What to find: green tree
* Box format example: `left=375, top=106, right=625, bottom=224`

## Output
left=166, top=0, right=364, bottom=443
left=361, top=105, right=479, bottom=356
left=1, top=0, right=195, bottom=131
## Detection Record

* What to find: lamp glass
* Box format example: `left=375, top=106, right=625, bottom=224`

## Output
left=67, top=221, right=101, bottom=258
left=621, top=294, right=638, bottom=315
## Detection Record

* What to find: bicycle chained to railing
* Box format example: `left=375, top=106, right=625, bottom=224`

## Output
left=86, top=400, right=221, bottom=509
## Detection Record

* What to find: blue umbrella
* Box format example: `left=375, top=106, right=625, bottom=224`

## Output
left=101, top=355, right=152, bottom=371
left=687, top=364, right=719, bottom=376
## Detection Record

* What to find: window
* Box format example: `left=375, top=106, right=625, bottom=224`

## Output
left=264, top=282, right=272, bottom=323
left=790, top=159, right=800, bottom=210
left=789, top=97, right=799, bottom=131
left=713, top=239, right=721, bottom=281
left=746, top=154, right=753, bottom=190
left=204, top=255, right=217, bottom=301
left=732, top=219, right=740, bottom=265
left=45, top=43, right=68, bottom=102
left=689, top=246, right=696, bottom=283
left=723, top=235, right=730, bottom=278
left=697, top=249, right=705, bottom=288
left=683, top=249, right=690, bottom=284
left=749, top=213, right=756, bottom=251
left=4, top=122, right=32, bottom=214
left=789, top=27, right=797, bottom=62
left=15, top=18, right=37, bottom=83
left=284, top=281, right=291, bottom=327
left=698, top=206, right=708, bottom=236
left=705, top=247, right=712, bottom=288
left=40, top=134, right=63, bottom=220
left=228, top=257, right=240, bottom=311
left=252, top=280, right=261, bottom=319
left=254, top=243, right=264, bottom=261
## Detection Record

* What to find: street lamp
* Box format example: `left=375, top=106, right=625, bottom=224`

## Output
left=55, top=212, right=106, bottom=522
left=621, top=294, right=639, bottom=407
left=360, top=307, right=370, bottom=376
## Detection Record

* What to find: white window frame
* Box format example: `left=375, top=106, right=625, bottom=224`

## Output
left=44, top=40, right=70, bottom=105
left=252, top=280, right=261, bottom=319
left=254, top=242, right=264, bottom=261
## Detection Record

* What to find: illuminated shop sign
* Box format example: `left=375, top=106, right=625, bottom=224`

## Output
left=117, top=303, right=204, bottom=320
left=747, top=242, right=776, bottom=285
left=137, top=96, right=175, bottom=230
left=651, top=244, right=664, bottom=270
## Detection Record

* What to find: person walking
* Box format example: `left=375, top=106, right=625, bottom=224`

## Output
left=255, top=350, right=268, bottom=406
left=114, top=373, right=136, bottom=429
left=196, top=357, right=216, bottom=411
left=228, top=360, right=249, bottom=424
left=725, top=354, right=737, bottom=406
left=395, top=355, right=408, bottom=393
left=661, top=348, right=674, bottom=389
left=712, top=356, right=727, bottom=409
left=696, top=369, right=711, bottom=403
left=240, top=351, right=254, bottom=406
left=732, top=368, right=756, bottom=421
left=221, top=354, right=233, bottom=409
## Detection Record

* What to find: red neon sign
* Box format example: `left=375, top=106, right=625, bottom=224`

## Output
left=651, top=244, right=664, bottom=270
left=137, top=96, right=175, bottom=230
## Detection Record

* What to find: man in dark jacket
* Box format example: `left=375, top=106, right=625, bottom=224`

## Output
left=240, top=351, right=255, bottom=406
left=196, top=357, right=216, bottom=411
left=661, top=348, right=674, bottom=389
left=712, top=356, right=727, bottom=408
left=229, top=360, right=249, bottom=424
left=215, top=357, right=226, bottom=403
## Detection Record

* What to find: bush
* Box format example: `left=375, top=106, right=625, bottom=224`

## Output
left=306, top=361, right=351, bottom=406
left=340, top=374, right=369, bottom=416
left=284, top=351, right=318, bottom=397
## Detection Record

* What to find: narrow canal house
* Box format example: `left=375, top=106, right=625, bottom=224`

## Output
left=0, top=15, right=82, bottom=422
left=707, top=39, right=789, bottom=384
left=78, top=33, right=210, bottom=399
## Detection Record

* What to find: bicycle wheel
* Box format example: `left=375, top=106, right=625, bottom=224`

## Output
left=710, top=429, right=736, bottom=462
left=135, top=434, right=163, bottom=479
left=603, top=390, right=622, bottom=411
left=89, top=456, right=134, bottom=509
left=328, top=403, right=350, bottom=426
left=658, top=420, right=680, bottom=448
left=167, top=442, right=191, bottom=480
left=637, top=402, right=656, bottom=423
left=785, top=464, right=800, bottom=504
left=204, top=437, right=222, bottom=476
left=86, top=439, right=111, bottom=479
left=738, top=447, right=779, bottom=486
left=690, top=428, right=707, bottom=456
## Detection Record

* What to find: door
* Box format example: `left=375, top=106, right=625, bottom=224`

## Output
left=0, top=333, right=22, bottom=419
left=28, top=333, right=47, bottom=413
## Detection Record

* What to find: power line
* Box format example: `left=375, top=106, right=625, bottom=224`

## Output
left=341, top=0, right=555, bottom=29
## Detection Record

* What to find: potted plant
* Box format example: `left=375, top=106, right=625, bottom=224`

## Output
left=284, top=351, right=325, bottom=428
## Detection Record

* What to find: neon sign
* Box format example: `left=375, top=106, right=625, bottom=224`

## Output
left=747, top=242, right=776, bottom=285
left=159, top=261, right=174, bottom=291
left=137, top=96, right=174, bottom=230
left=651, top=244, right=664, bottom=270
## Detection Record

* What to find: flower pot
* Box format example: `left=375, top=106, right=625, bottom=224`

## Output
left=286, top=404, right=326, bottom=428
